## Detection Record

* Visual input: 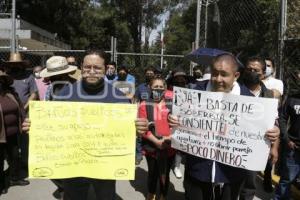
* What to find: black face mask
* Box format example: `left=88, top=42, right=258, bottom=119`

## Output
left=151, top=89, right=165, bottom=102
left=7, top=67, right=23, bottom=76
left=173, top=81, right=186, bottom=88
left=145, top=75, right=154, bottom=83
left=243, top=70, right=260, bottom=88
left=106, top=74, right=116, bottom=80
left=118, top=73, right=127, bottom=81
left=193, top=72, right=202, bottom=79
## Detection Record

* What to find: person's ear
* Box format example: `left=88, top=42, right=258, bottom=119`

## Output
left=234, top=72, right=240, bottom=81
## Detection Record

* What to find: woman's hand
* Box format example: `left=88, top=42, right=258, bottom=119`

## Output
left=22, top=118, right=31, bottom=133
left=135, top=118, right=149, bottom=136
left=168, top=114, right=180, bottom=128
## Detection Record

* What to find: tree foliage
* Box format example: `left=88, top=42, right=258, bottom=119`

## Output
left=156, top=0, right=283, bottom=60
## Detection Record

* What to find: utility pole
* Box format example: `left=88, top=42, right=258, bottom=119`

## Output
left=11, top=0, right=16, bottom=53
left=160, top=21, right=165, bottom=70
left=195, top=0, right=202, bottom=49
left=204, top=0, right=209, bottom=47
left=191, top=0, right=203, bottom=75
left=278, top=0, right=287, bottom=80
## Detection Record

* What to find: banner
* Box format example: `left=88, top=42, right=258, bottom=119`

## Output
left=171, top=87, right=278, bottom=171
left=29, top=101, right=137, bottom=180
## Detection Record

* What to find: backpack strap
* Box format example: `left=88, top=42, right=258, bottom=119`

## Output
left=164, top=98, right=173, bottom=113
left=145, top=99, right=156, bottom=136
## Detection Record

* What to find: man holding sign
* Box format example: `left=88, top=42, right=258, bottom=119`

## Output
left=136, top=53, right=279, bottom=200
left=25, top=49, right=133, bottom=200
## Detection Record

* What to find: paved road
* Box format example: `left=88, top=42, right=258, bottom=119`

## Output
left=1, top=159, right=275, bottom=200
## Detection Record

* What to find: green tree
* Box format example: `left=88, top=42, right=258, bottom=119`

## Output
left=287, top=0, right=300, bottom=39
left=17, top=0, right=89, bottom=45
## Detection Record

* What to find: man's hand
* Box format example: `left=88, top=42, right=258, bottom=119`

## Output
left=168, top=114, right=180, bottom=128
left=265, top=126, right=280, bottom=143
left=288, top=140, right=298, bottom=150
left=155, top=139, right=165, bottom=150
left=269, top=146, right=279, bottom=164
left=22, top=118, right=31, bottom=133
left=135, top=118, right=149, bottom=136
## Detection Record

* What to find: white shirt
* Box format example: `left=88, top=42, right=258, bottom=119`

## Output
left=263, top=77, right=284, bottom=95
left=205, top=80, right=240, bottom=182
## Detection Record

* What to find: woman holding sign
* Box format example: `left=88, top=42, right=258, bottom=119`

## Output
left=0, top=69, right=26, bottom=196
left=138, top=76, right=175, bottom=200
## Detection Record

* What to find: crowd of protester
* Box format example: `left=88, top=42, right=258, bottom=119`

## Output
left=0, top=49, right=299, bottom=200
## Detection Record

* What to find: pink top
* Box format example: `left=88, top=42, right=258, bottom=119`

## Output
left=35, top=78, right=50, bottom=100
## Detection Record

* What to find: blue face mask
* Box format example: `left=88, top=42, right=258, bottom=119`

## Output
left=151, top=89, right=165, bottom=102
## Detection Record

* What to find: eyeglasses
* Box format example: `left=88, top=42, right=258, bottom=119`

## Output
left=82, top=65, right=104, bottom=72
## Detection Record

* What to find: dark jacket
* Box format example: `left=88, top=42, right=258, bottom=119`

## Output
left=259, top=82, right=274, bottom=98
left=0, top=92, right=24, bottom=143
left=279, top=93, right=300, bottom=147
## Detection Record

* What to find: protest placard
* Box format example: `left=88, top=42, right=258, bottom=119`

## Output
left=29, top=101, right=137, bottom=180
left=171, top=87, right=278, bottom=171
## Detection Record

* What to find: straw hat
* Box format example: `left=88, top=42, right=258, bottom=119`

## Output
left=3, top=52, right=30, bottom=67
left=69, top=68, right=81, bottom=81
left=40, top=56, right=77, bottom=78
left=0, top=70, right=13, bottom=85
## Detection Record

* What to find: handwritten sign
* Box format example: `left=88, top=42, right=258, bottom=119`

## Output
left=171, top=87, right=278, bottom=171
left=29, top=101, right=137, bottom=180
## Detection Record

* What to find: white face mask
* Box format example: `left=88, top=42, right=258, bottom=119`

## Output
left=34, top=72, right=41, bottom=79
left=265, top=66, right=273, bottom=78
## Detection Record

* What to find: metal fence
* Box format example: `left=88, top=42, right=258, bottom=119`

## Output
left=198, top=0, right=299, bottom=95
left=0, top=0, right=299, bottom=90
left=0, top=50, right=185, bottom=84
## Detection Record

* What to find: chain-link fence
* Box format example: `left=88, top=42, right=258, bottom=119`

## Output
left=0, top=49, right=185, bottom=84
left=199, top=0, right=299, bottom=95
left=282, top=0, right=300, bottom=95
left=283, top=40, right=300, bottom=95
left=116, top=53, right=185, bottom=83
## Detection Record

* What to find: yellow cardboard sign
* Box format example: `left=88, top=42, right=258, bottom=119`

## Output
left=29, top=101, right=137, bottom=180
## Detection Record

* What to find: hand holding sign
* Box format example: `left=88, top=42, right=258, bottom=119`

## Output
left=29, top=101, right=137, bottom=180
left=171, top=87, right=278, bottom=171
left=167, top=114, right=180, bottom=127
left=265, top=126, right=280, bottom=143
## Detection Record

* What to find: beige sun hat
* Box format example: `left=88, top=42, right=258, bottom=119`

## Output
left=69, top=68, right=81, bottom=81
left=40, top=56, right=77, bottom=78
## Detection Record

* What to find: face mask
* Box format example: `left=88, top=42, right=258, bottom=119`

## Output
left=243, top=70, right=260, bottom=87
left=151, top=89, right=165, bottom=102
left=173, top=81, right=186, bottom=88
left=193, top=72, right=202, bottom=79
left=118, top=73, right=127, bottom=81
left=145, top=75, right=154, bottom=83
left=34, top=72, right=41, bottom=79
left=7, top=67, right=22, bottom=76
left=265, top=67, right=273, bottom=78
